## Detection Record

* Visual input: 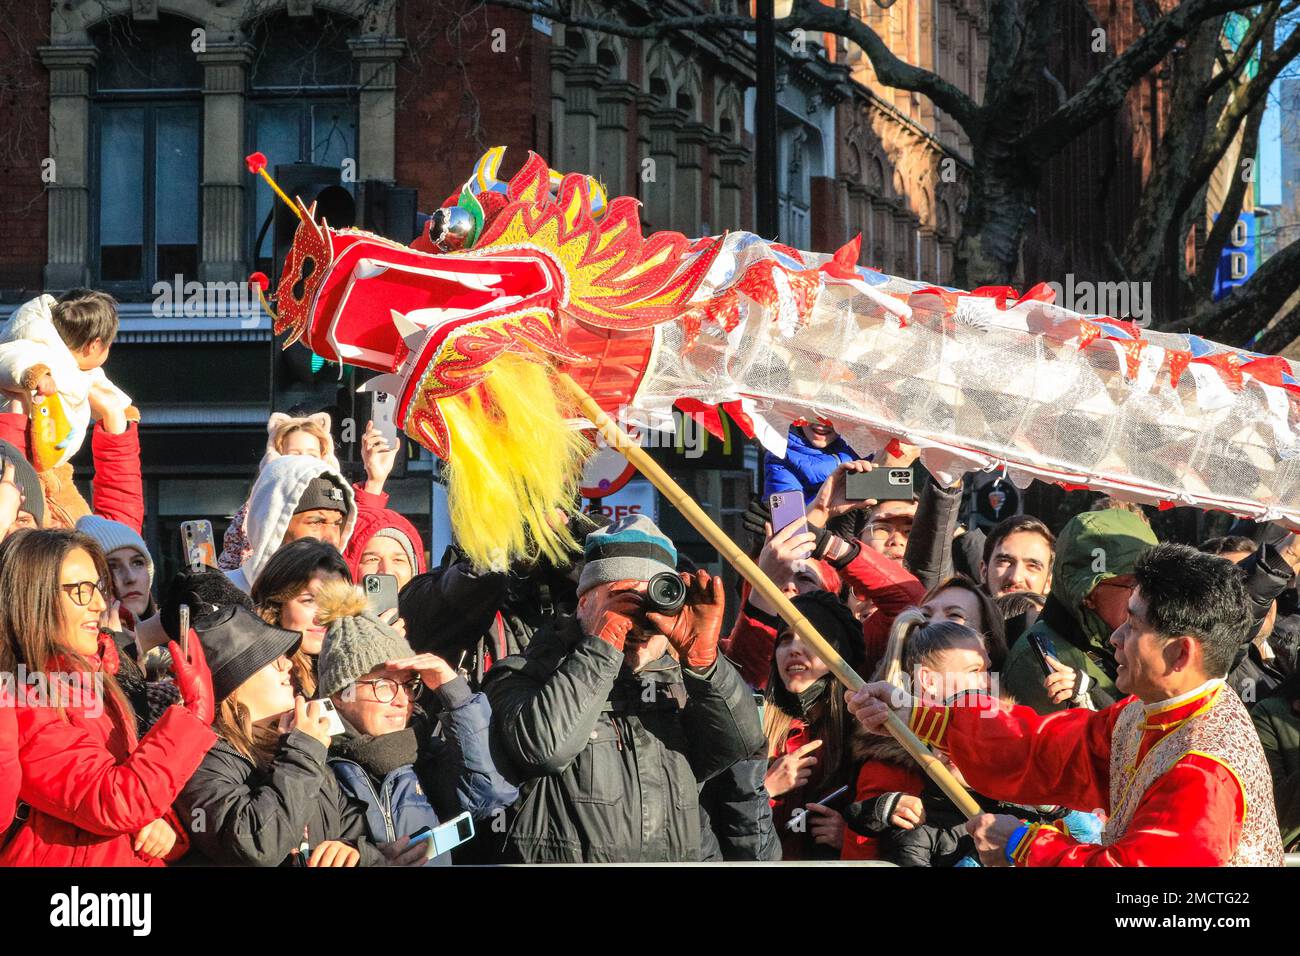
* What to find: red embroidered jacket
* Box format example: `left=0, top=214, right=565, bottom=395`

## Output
left=907, top=683, right=1252, bottom=866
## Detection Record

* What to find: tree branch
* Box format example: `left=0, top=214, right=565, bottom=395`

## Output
left=789, top=0, right=979, bottom=128
left=1200, top=2, right=1280, bottom=101
left=1016, top=0, right=1265, bottom=163
left=1192, top=42, right=1272, bottom=300
left=1253, top=296, right=1300, bottom=354
left=483, top=0, right=982, bottom=130
left=1180, top=236, right=1300, bottom=344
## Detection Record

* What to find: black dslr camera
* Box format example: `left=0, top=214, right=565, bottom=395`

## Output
left=642, top=571, right=686, bottom=615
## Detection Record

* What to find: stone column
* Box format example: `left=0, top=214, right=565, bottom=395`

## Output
left=549, top=45, right=579, bottom=167
left=39, top=45, right=97, bottom=289
left=562, top=63, right=602, bottom=177
left=675, top=121, right=711, bottom=236
left=348, top=37, right=406, bottom=183
left=644, top=106, right=684, bottom=234
left=717, top=144, right=748, bottom=232
left=596, top=81, right=637, bottom=198
left=919, top=228, right=939, bottom=282
left=197, top=43, right=253, bottom=283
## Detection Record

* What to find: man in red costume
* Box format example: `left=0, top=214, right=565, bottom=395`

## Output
left=848, top=542, right=1284, bottom=866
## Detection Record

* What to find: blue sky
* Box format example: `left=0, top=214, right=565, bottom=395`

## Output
left=1257, top=17, right=1298, bottom=206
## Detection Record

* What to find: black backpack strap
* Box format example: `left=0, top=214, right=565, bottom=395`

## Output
left=1, top=801, right=30, bottom=854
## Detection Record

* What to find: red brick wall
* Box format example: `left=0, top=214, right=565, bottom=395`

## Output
left=1023, top=0, right=1170, bottom=289
left=393, top=3, right=540, bottom=211
left=0, top=2, right=50, bottom=297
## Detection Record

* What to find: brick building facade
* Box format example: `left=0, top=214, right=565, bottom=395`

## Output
left=0, top=0, right=1171, bottom=572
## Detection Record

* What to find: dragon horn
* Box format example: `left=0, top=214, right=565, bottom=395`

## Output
left=358, top=373, right=405, bottom=396
left=390, top=309, right=425, bottom=347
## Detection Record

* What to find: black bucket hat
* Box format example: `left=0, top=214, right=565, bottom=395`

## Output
left=195, top=604, right=302, bottom=702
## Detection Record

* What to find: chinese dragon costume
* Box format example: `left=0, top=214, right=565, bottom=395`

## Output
left=253, top=147, right=1300, bottom=571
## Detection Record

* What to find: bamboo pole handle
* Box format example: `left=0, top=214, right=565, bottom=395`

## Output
left=558, top=374, right=982, bottom=820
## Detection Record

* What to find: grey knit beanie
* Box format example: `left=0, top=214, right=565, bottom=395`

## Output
left=0, top=440, right=44, bottom=527
left=315, top=579, right=414, bottom=698
left=577, top=513, right=678, bottom=596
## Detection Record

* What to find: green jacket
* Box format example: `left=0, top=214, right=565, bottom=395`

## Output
left=1251, top=681, right=1300, bottom=849
left=1003, top=509, right=1157, bottom=713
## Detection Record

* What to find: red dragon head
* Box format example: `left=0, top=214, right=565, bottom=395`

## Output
left=261, top=148, right=721, bottom=570
left=266, top=148, right=721, bottom=459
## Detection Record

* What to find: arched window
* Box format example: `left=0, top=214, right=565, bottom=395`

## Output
left=91, top=14, right=203, bottom=289
left=246, top=10, right=359, bottom=275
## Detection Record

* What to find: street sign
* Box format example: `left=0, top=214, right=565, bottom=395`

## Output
left=1213, top=211, right=1256, bottom=301
left=583, top=480, right=658, bottom=523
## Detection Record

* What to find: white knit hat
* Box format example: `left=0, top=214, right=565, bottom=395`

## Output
left=75, top=514, right=154, bottom=585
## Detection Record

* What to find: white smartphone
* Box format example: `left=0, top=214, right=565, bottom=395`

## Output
left=371, top=390, right=399, bottom=447
left=313, top=698, right=347, bottom=737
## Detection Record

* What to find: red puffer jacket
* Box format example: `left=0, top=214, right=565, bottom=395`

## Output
left=0, top=703, right=18, bottom=832
left=0, top=640, right=216, bottom=866
left=0, top=413, right=144, bottom=532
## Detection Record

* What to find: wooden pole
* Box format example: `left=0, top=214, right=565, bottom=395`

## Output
left=558, top=373, right=982, bottom=820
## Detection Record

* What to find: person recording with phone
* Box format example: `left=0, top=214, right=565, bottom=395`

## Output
left=314, top=580, right=516, bottom=865
left=0, top=529, right=216, bottom=866
left=762, top=590, right=863, bottom=859
left=343, top=420, right=426, bottom=593
left=177, top=603, right=413, bottom=866
left=252, top=539, right=405, bottom=698
left=484, top=514, right=764, bottom=862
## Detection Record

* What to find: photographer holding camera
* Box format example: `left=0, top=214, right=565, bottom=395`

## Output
left=484, top=515, right=765, bottom=862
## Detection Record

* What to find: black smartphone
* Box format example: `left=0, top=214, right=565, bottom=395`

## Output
left=363, top=573, right=400, bottom=617
left=844, top=467, right=914, bottom=502
left=1029, top=633, right=1057, bottom=678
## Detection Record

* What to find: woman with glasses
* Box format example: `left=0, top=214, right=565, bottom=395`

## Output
left=177, top=602, right=421, bottom=867
left=0, top=529, right=216, bottom=866
left=314, top=580, right=518, bottom=865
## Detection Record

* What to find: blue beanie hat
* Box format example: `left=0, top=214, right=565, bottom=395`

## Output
left=577, top=514, right=677, bottom=596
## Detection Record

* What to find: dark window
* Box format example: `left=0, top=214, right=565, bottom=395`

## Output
left=246, top=11, right=359, bottom=275
left=90, top=16, right=202, bottom=292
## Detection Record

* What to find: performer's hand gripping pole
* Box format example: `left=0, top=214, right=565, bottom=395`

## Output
left=558, top=373, right=982, bottom=820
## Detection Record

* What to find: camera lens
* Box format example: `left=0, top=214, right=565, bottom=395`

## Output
left=643, top=571, right=686, bottom=614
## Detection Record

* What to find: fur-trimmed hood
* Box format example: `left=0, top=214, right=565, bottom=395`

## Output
left=224, top=455, right=356, bottom=592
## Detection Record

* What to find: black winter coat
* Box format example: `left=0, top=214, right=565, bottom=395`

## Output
left=400, top=546, right=574, bottom=689
left=484, top=616, right=764, bottom=863
left=698, top=744, right=782, bottom=861
left=177, top=730, right=385, bottom=866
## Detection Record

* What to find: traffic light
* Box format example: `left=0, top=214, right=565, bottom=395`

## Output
left=361, top=180, right=419, bottom=243
left=273, top=339, right=341, bottom=426
left=270, top=162, right=356, bottom=284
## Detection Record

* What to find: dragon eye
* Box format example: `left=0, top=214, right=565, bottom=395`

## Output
left=291, top=256, right=317, bottom=301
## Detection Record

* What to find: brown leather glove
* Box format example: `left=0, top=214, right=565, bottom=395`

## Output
left=576, top=581, right=644, bottom=652
left=644, top=570, right=725, bottom=670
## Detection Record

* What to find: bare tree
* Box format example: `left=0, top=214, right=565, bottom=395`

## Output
left=488, top=0, right=1300, bottom=344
